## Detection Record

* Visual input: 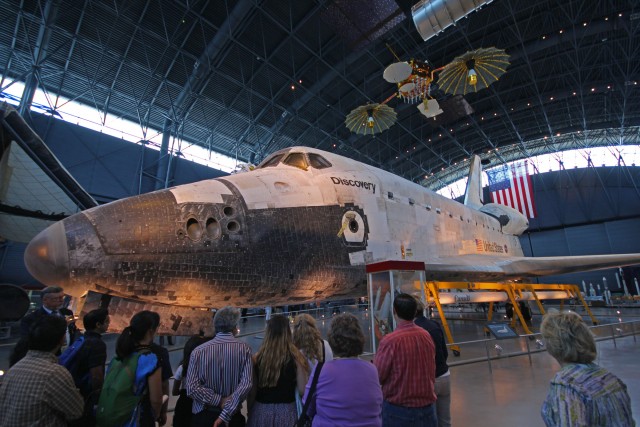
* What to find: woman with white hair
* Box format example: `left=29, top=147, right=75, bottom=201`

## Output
left=540, top=310, right=634, bottom=426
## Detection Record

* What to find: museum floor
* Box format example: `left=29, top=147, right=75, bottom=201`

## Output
left=1, top=305, right=638, bottom=426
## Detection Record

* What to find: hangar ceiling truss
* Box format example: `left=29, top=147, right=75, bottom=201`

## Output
left=0, top=0, right=638, bottom=190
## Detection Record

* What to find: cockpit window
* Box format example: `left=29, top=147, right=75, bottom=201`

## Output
left=283, top=153, right=308, bottom=170
left=260, top=153, right=285, bottom=168
left=308, top=153, right=332, bottom=169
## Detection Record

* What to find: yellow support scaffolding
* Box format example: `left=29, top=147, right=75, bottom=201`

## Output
left=425, top=281, right=461, bottom=356
left=483, top=301, right=495, bottom=337
left=571, top=288, right=599, bottom=325
left=505, top=286, right=534, bottom=335
left=422, top=280, right=597, bottom=352
left=524, top=284, right=546, bottom=315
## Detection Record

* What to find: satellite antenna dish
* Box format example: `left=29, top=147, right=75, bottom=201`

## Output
left=398, top=81, right=416, bottom=95
left=383, top=62, right=412, bottom=83
left=417, top=99, right=443, bottom=118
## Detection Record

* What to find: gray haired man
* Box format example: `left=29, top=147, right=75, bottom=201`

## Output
left=20, top=286, right=78, bottom=345
left=186, top=307, right=253, bottom=427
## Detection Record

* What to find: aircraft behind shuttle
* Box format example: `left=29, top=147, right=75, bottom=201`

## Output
left=24, top=146, right=640, bottom=311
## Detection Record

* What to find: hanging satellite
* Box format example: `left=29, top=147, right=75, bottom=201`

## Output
left=417, top=98, right=443, bottom=119
left=383, top=58, right=439, bottom=104
left=345, top=103, right=397, bottom=136
left=346, top=46, right=508, bottom=134
left=438, top=47, right=509, bottom=95
left=383, top=61, right=412, bottom=83
left=379, top=44, right=445, bottom=121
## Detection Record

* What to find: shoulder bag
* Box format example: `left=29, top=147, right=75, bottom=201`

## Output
left=294, top=341, right=326, bottom=427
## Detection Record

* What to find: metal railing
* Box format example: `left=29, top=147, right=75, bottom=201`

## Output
left=445, top=319, right=639, bottom=372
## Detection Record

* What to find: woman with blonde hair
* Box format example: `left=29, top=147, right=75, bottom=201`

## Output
left=540, top=310, right=634, bottom=426
left=248, top=314, right=310, bottom=427
left=292, top=313, right=333, bottom=369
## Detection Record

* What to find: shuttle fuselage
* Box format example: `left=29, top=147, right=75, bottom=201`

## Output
left=24, top=146, right=640, bottom=308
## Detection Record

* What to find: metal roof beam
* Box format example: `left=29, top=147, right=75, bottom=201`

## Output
left=157, top=0, right=256, bottom=189
left=18, top=0, right=59, bottom=116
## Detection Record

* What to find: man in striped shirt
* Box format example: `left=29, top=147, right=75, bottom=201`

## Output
left=374, top=293, right=437, bottom=427
left=186, top=306, right=253, bottom=427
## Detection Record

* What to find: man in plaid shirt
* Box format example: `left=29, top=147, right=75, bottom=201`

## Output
left=374, top=293, right=437, bottom=427
left=0, top=315, right=83, bottom=427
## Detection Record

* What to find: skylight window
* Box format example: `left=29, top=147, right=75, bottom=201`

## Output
left=0, top=81, right=238, bottom=172
left=436, top=146, right=640, bottom=200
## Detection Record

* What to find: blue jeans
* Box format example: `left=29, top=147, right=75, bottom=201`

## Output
left=382, top=400, right=437, bottom=427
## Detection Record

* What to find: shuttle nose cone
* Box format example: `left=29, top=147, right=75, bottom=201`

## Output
left=24, top=221, right=70, bottom=285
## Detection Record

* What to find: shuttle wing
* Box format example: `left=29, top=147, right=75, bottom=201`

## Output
left=0, top=104, right=97, bottom=242
left=426, top=253, right=640, bottom=281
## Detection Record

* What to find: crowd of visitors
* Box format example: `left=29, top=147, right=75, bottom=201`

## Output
left=1, top=288, right=635, bottom=427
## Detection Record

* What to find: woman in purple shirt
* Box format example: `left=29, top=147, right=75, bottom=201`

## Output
left=303, top=313, right=382, bottom=427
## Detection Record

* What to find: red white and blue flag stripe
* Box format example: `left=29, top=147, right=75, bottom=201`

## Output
left=486, top=161, right=537, bottom=218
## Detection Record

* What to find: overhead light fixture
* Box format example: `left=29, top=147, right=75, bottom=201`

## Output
left=466, top=60, right=478, bottom=86
left=367, top=112, right=375, bottom=128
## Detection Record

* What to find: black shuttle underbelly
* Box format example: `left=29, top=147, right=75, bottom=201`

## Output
left=66, top=189, right=369, bottom=307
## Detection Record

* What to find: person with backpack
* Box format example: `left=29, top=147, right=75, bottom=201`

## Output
left=61, top=308, right=110, bottom=427
left=96, top=311, right=164, bottom=427
left=148, top=311, right=173, bottom=426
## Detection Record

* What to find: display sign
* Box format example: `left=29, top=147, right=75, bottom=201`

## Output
left=485, top=322, right=519, bottom=340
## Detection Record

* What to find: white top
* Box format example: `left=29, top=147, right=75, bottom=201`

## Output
left=305, top=339, right=334, bottom=370
left=174, top=364, right=186, bottom=390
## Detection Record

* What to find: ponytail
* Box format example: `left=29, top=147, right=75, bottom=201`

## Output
left=115, top=326, right=136, bottom=359
left=116, top=311, right=158, bottom=359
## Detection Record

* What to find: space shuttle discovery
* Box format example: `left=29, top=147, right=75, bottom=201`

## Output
left=24, top=146, right=640, bottom=310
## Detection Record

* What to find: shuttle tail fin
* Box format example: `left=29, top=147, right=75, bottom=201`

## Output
left=464, top=155, right=483, bottom=209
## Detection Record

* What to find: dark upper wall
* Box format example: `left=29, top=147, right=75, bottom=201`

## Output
left=1, top=112, right=229, bottom=287
left=524, top=167, right=640, bottom=230
left=520, top=218, right=640, bottom=290
left=29, top=113, right=228, bottom=202
left=515, top=167, right=640, bottom=291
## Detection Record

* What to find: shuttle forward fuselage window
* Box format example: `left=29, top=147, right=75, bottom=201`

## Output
left=260, top=153, right=285, bottom=168
left=308, top=153, right=332, bottom=169
left=283, top=153, right=308, bottom=170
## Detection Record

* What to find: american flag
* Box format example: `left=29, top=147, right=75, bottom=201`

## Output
left=486, top=161, right=537, bottom=218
